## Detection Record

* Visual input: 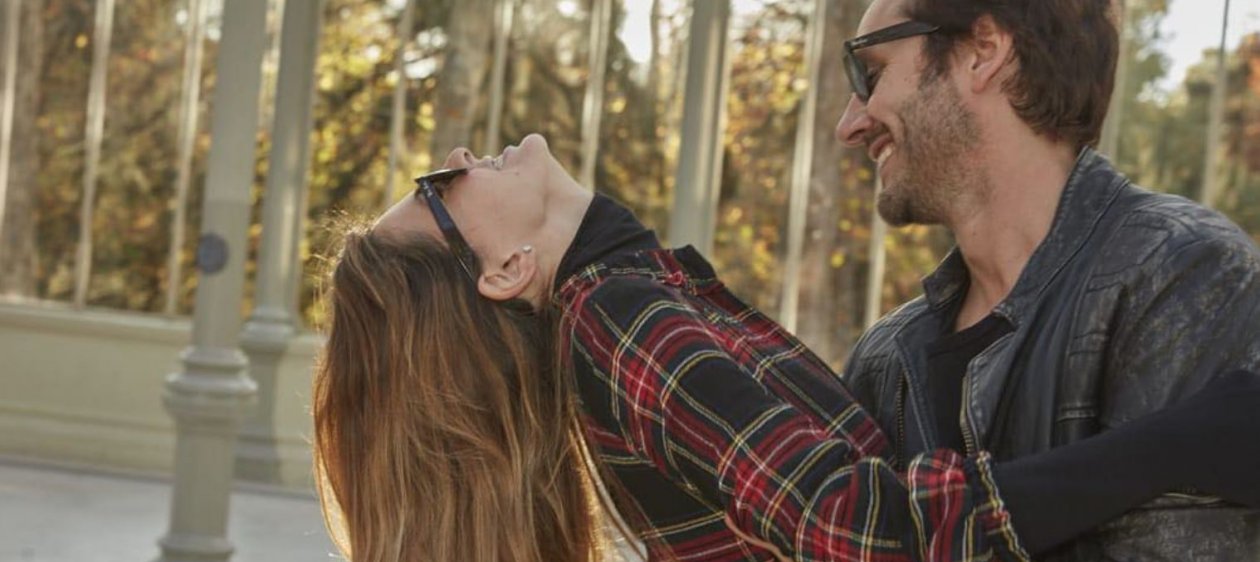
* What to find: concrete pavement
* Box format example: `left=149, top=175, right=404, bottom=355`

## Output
left=0, top=459, right=337, bottom=562
left=0, top=458, right=644, bottom=561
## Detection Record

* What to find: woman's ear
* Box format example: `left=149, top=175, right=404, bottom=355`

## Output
left=477, top=245, right=538, bottom=302
left=964, top=14, right=1016, bottom=94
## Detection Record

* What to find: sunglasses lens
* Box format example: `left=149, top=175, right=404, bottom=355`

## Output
left=843, top=53, right=868, bottom=102
left=416, top=168, right=468, bottom=191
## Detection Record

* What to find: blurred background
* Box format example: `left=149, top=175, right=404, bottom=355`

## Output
left=0, top=0, right=1256, bottom=560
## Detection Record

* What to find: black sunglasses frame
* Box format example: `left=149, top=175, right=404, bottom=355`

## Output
left=413, top=167, right=480, bottom=282
left=843, top=20, right=940, bottom=103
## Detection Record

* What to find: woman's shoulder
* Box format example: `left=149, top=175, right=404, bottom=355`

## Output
left=563, top=270, right=685, bottom=317
left=558, top=247, right=720, bottom=304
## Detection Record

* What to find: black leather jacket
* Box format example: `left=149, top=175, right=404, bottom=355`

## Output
left=842, top=149, right=1260, bottom=561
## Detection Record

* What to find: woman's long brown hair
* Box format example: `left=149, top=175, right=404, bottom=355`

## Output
left=312, top=226, right=606, bottom=561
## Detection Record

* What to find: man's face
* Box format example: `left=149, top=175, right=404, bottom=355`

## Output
left=835, top=0, right=981, bottom=226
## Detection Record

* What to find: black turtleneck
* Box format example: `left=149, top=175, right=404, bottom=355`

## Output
left=553, top=193, right=662, bottom=288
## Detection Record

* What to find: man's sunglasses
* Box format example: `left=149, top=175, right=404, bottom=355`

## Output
left=843, top=20, right=940, bottom=103
left=413, top=167, right=480, bottom=282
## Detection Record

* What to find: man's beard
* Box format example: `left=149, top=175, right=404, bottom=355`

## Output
left=876, top=74, right=981, bottom=226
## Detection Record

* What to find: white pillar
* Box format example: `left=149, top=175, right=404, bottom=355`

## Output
left=73, top=0, right=116, bottom=308
left=482, top=0, right=515, bottom=155
left=0, top=0, right=21, bottom=247
left=165, top=0, right=210, bottom=316
left=382, top=0, right=414, bottom=212
left=237, top=0, right=325, bottom=485
left=157, top=0, right=268, bottom=559
left=668, top=0, right=731, bottom=255
left=778, top=0, right=828, bottom=332
left=1200, top=0, right=1231, bottom=208
left=864, top=179, right=887, bottom=330
left=1099, top=0, right=1129, bottom=159
left=578, top=0, right=613, bottom=188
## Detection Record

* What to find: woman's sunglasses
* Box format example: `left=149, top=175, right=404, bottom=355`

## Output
left=413, top=167, right=480, bottom=282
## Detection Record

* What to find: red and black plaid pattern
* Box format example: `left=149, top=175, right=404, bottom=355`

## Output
left=557, top=247, right=1029, bottom=561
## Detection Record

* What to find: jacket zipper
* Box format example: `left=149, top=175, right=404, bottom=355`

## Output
left=895, top=375, right=907, bottom=469
left=960, top=372, right=978, bottom=456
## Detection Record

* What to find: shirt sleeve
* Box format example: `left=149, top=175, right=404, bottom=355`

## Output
left=564, top=276, right=1030, bottom=562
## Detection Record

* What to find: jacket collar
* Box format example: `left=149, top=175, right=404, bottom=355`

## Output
left=920, top=147, right=1129, bottom=324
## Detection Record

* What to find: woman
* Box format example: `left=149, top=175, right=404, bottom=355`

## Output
left=313, top=134, right=1260, bottom=562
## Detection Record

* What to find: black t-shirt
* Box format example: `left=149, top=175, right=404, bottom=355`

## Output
left=924, top=313, right=1013, bottom=452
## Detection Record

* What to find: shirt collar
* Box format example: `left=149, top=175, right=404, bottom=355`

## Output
left=553, top=192, right=661, bottom=292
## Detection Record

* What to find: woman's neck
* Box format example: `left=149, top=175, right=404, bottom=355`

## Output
left=527, top=184, right=595, bottom=307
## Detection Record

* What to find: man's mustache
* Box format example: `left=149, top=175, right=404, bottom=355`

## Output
left=862, top=126, right=890, bottom=149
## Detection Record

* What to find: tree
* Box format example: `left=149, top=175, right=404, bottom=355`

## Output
left=794, top=0, right=871, bottom=365
left=0, top=0, right=44, bottom=298
left=592, top=0, right=687, bottom=234
left=30, top=0, right=96, bottom=304
left=431, top=0, right=494, bottom=154
left=707, top=0, right=811, bottom=321
left=1215, top=32, right=1260, bottom=244
left=86, top=0, right=195, bottom=312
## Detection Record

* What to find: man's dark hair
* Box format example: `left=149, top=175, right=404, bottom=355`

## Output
left=905, top=0, right=1119, bottom=148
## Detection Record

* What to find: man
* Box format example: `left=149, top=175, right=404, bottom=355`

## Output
left=835, top=0, right=1260, bottom=560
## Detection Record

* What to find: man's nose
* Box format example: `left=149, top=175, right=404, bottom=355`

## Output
left=835, top=94, right=871, bottom=148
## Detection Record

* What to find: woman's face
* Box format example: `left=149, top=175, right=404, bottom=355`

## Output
left=375, top=133, right=558, bottom=266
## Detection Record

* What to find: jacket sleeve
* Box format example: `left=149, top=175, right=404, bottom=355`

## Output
left=1104, top=213, right=1260, bottom=424
left=564, top=276, right=1029, bottom=562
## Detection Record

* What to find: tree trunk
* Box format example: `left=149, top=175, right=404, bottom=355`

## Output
left=795, top=0, right=868, bottom=367
left=645, top=0, right=660, bottom=132
left=431, top=0, right=495, bottom=156
left=0, top=0, right=43, bottom=298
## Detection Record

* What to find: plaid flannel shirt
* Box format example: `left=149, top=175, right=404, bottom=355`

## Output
left=557, top=246, right=1030, bottom=562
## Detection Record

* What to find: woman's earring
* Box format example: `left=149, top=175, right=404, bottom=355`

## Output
left=522, top=245, right=534, bottom=254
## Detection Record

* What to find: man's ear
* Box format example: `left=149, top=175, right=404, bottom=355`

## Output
left=964, top=14, right=1015, bottom=94
left=477, top=246, right=538, bottom=302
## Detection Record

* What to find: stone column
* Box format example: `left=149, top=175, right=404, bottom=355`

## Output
left=0, top=0, right=21, bottom=237
left=578, top=0, right=612, bottom=188
left=73, top=0, right=116, bottom=307
left=1199, top=0, right=1231, bottom=208
left=382, top=0, right=414, bottom=211
left=668, top=0, right=731, bottom=255
left=236, top=0, right=325, bottom=486
left=864, top=179, right=887, bottom=330
left=778, top=0, right=828, bottom=333
left=164, top=0, right=209, bottom=316
left=157, top=0, right=268, bottom=560
left=482, top=0, right=515, bottom=156
left=1098, top=0, right=1129, bottom=160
